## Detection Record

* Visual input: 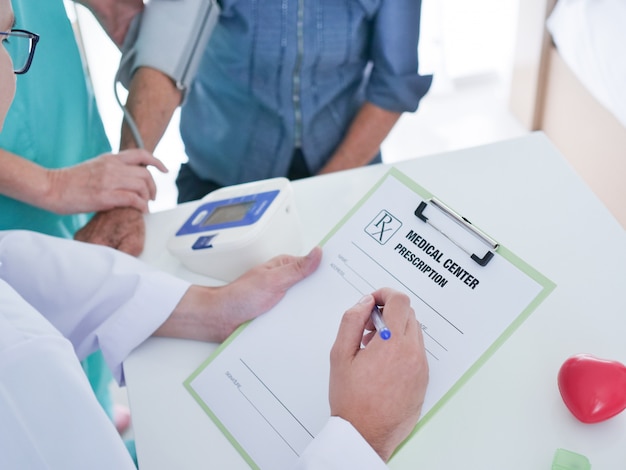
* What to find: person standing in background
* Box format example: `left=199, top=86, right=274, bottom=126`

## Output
left=76, top=0, right=433, bottom=256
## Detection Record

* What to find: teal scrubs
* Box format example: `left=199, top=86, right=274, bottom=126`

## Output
left=0, top=0, right=110, bottom=237
left=0, top=0, right=116, bottom=434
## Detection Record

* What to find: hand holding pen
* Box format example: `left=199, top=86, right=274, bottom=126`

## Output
left=329, top=288, right=429, bottom=461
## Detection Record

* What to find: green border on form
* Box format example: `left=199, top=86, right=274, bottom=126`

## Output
left=184, top=320, right=260, bottom=469
left=184, top=167, right=556, bottom=468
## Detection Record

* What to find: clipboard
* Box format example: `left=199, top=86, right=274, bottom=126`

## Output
left=184, top=168, right=555, bottom=469
left=414, top=198, right=499, bottom=267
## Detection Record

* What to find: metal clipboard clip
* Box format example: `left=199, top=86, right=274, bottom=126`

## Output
left=414, top=198, right=499, bottom=267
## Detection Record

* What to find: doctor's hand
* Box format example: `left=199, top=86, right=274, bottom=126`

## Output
left=44, top=149, right=167, bottom=215
left=76, top=0, right=144, bottom=47
left=154, top=247, right=323, bottom=343
left=74, top=206, right=145, bottom=257
left=329, top=289, right=429, bottom=462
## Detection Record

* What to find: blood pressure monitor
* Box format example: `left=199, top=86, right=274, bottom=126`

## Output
left=167, top=178, right=303, bottom=281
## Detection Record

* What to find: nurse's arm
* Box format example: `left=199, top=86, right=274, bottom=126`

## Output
left=75, top=0, right=144, bottom=48
left=0, top=148, right=54, bottom=209
left=0, top=147, right=164, bottom=214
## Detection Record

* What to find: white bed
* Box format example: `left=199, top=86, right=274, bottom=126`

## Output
left=547, top=0, right=626, bottom=129
left=510, top=0, right=626, bottom=229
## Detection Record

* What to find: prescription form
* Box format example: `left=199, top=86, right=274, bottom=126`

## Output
left=185, top=168, right=555, bottom=469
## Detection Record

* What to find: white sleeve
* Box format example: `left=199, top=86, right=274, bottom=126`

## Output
left=0, top=230, right=191, bottom=384
left=295, top=417, right=388, bottom=470
left=0, top=281, right=136, bottom=469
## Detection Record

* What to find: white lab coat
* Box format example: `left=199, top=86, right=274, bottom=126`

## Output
left=0, top=230, right=386, bottom=469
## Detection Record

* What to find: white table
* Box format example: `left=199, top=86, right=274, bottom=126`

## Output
left=126, top=132, right=626, bottom=469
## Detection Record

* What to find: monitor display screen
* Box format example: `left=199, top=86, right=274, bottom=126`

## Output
left=201, top=201, right=255, bottom=226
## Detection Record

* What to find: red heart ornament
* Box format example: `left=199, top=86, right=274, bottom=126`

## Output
left=558, top=354, right=626, bottom=423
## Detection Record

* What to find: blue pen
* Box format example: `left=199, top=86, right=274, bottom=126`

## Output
left=370, top=305, right=391, bottom=340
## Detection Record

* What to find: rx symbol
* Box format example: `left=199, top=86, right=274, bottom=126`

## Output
left=365, top=210, right=402, bottom=245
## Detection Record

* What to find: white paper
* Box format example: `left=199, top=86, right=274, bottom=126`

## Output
left=187, top=170, right=550, bottom=469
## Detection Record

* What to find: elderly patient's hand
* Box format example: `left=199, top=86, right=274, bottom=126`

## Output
left=74, top=206, right=145, bottom=257
left=329, top=288, right=429, bottom=462
left=154, top=247, right=323, bottom=343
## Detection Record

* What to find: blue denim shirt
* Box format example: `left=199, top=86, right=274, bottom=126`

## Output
left=180, top=0, right=432, bottom=186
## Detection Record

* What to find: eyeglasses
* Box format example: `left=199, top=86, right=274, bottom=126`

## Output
left=0, top=29, right=40, bottom=74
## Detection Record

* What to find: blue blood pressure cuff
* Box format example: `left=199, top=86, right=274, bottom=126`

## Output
left=117, top=0, right=219, bottom=99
